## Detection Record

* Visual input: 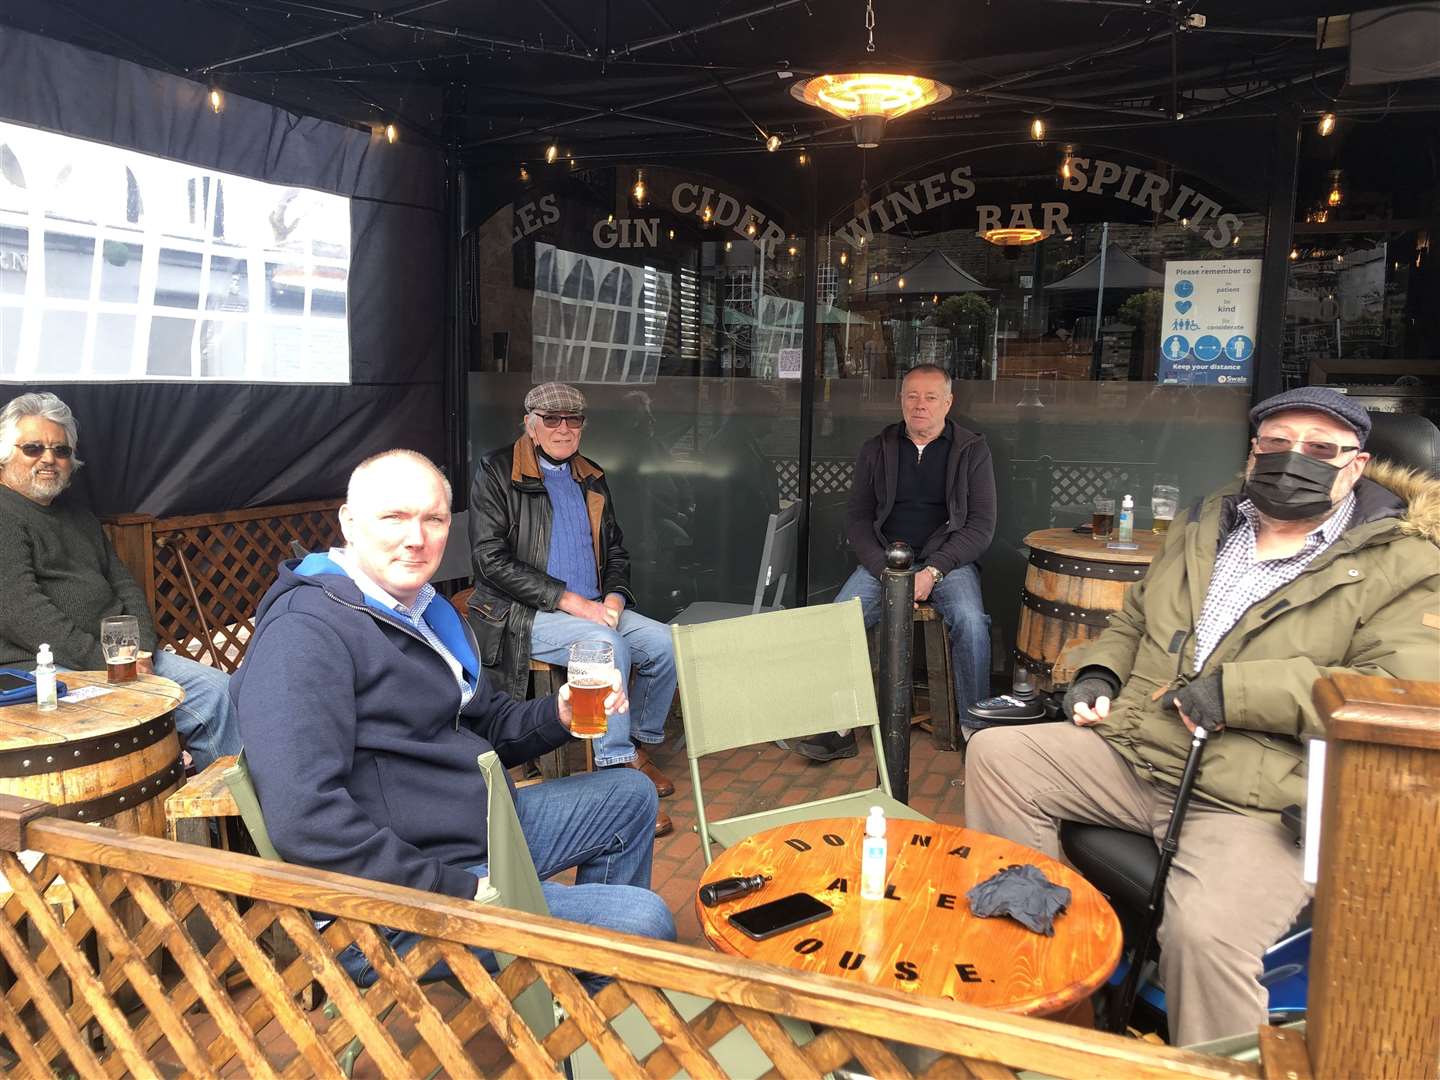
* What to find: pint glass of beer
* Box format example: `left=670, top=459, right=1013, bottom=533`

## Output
left=567, top=641, right=615, bottom=739
left=1092, top=497, right=1116, bottom=540
left=1152, top=483, right=1180, bottom=534
left=100, top=616, right=140, bottom=683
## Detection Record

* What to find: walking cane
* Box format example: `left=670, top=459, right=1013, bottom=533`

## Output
left=1107, top=725, right=1211, bottom=1034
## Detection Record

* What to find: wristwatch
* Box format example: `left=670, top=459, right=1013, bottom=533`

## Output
left=924, top=566, right=944, bottom=585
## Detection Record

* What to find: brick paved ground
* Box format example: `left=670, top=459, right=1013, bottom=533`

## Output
left=643, top=725, right=970, bottom=947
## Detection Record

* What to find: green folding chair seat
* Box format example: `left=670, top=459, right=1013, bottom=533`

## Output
left=672, top=598, right=931, bottom=863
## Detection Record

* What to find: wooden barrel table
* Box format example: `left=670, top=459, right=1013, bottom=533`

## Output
left=0, top=671, right=185, bottom=837
left=1016, top=528, right=1163, bottom=691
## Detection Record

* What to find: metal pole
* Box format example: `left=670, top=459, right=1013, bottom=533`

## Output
left=878, top=541, right=915, bottom=803
left=1090, top=222, right=1109, bottom=380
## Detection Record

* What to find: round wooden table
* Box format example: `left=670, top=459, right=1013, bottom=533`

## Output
left=696, top=817, right=1121, bottom=1015
left=1017, top=527, right=1164, bottom=691
left=0, top=671, right=185, bottom=837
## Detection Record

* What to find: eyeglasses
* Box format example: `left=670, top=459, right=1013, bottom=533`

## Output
left=534, top=413, right=585, bottom=430
left=14, top=442, right=74, bottom=460
left=1254, top=435, right=1359, bottom=461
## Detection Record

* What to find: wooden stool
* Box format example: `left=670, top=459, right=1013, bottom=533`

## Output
left=912, top=605, right=960, bottom=751
left=165, top=754, right=241, bottom=847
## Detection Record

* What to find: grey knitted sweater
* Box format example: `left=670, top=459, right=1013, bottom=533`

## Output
left=0, top=485, right=157, bottom=670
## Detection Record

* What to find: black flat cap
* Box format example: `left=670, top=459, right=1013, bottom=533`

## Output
left=1249, top=387, right=1371, bottom=447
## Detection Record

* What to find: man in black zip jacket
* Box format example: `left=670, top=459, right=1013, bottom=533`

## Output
left=231, top=450, right=674, bottom=986
left=789, top=364, right=997, bottom=761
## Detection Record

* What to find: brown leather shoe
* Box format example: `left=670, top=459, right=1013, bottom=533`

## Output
left=634, top=747, right=675, bottom=798
left=654, top=810, right=674, bottom=839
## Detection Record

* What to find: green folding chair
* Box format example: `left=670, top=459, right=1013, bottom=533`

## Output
left=672, top=598, right=931, bottom=863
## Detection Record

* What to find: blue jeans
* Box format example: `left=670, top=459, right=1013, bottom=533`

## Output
left=530, top=608, right=676, bottom=768
left=836, top=563, right=992, bottom=717
left=339, top=767, right=674, bottom=991
left=58, top=651, right=240, bottom=773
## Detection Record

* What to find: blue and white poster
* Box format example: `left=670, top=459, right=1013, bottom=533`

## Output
left=1157, top=259, right=1261, bottom=386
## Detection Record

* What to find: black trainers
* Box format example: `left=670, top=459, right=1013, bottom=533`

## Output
left=966, top=692, right=1047, bottom=725
left=792, top=731, right=859, bottom=762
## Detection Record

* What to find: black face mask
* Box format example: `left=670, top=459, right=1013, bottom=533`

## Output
left=1243, top=450, right=1342, bottom=520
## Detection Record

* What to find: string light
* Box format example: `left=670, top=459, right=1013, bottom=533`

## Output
left=384, top=123, right=398, bottom=144
left=702, top=204, right=713, bottom=223
left=1289, top=247, right=1299, bottom=260
left=545, top=143, right=559, bottom=164
left=765, top=133, right=782, bottom=152
left=519, top=163, right=531, bottom=183
left=1326, top=169, right=1344, bottom=208
left=788, top=244, right=798, bottom=256
left=1317, top=112, right=1336, bottom=137
left=632, top=169, right=646, bottom=206
left=897, top=276, right=905, bottom=289
left=725, top=240, right=732, bottom=251
left=798, top=152, right=809, bottom=165
left=208, top=88, right=224, bottom=114
left=1060, top=145, right=1075, bottom=182
left=839, top=250, right=848, bottom=266
left=746, top=221, right=757, bottom=237
left=1029, top=116, right=1045, bottom=141
left=667, top=228, right=676, bottom=240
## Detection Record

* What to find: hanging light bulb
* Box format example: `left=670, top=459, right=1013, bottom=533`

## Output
left=1289, top=247, right=1299, bottom=260
left=545, top=143, right=559, bottom=165
left=1029, top=116, right=1045, bottom=141
left=607, top=212, right=614, bottom=224
left=208, top=88, right=224, bottom=114
left=798, top=152, right=809, bottom=165
left=897, top=276, right=905, bottom=289
left=384, top=123, right=398, bottom=144
left=788, top=244, right=798, bottom=256
left=765, top=133, right=782, bottom=152
left=932, top=293, right=939, bottom=304
left=1317, top=112, right=1337, bottom=137
left=702, top=204, right=713, bottom=224
left=839, top=250, right=849, bottom=266
left=725, top=240, right=732, bottom=251
left=668, top=228, right=676, bottom=240
left=519, top=163, right=531, bottom=183
left=632, top=169, right=647, bottom=206
left=1060, top=145, right=1075, bottom=182
left=1326, top=169, right=1344, bottom=208
left=746, top=221, right=758, bottom=237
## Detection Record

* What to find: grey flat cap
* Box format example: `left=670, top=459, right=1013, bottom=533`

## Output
left=1249, top=386, right=1370, bottom=447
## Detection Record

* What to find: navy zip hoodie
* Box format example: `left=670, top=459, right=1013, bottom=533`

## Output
left=229, top=555, right=569, bottom=900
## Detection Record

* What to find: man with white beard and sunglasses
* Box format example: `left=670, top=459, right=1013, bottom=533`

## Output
left=0, top=392, right=239, bottom=770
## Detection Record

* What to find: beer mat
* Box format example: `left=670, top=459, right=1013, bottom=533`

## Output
left=59, top=685, right=113, bottom=703
left=1105, top=542, right=1139, bottom=551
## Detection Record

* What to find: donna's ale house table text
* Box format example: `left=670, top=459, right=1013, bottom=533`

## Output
left=0, top=672, right=185, bottom=837
left=697, top=817, right=1121, bottom=1015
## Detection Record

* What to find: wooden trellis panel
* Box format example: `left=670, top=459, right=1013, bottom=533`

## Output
left=106, top=499, right=343, bottom=673
left=0, top=798, right=1263, bottom=1080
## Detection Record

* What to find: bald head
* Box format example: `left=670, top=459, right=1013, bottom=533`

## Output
left=339, top=450, right=452, bottom=607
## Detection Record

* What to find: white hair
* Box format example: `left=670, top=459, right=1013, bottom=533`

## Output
left=0, top=392, right=85, bottom=467
left=902, top=363, right=953, bottom=394
left=346, top=449, right=452, bottom=506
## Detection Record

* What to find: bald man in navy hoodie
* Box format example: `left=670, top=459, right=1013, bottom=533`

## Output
left=230, top=450, right=673, bottom=987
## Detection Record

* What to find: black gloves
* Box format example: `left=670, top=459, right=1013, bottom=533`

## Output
left=1061, top=667, right=1122, bottom=720
left=1171, top=672, right=1225, bottom=732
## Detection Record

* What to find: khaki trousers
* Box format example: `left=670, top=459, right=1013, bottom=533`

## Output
left=964, top=723, right=1310, bottom=1047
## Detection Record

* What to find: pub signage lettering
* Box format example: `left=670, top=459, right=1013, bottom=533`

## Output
left=833, top=158, right=1244, bottom=251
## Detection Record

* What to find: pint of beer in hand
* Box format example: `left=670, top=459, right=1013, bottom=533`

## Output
left=567, top=641, right=615, bottom=739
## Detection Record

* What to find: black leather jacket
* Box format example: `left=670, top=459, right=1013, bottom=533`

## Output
left=467, top=435, right=634, bottom=701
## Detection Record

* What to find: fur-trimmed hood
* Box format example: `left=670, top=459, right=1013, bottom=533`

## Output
left=1364, top=458, right=1440, bottom=546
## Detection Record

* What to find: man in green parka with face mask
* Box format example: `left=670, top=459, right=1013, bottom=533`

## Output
left=966, top=386, right=1440, bottom=1047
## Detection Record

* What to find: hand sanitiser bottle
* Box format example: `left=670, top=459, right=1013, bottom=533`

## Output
left=1118, top=494, right=1135, bottom=543
left=35, top=644, right=58, bottom=712
left=860, top=806, right=887, bottom=900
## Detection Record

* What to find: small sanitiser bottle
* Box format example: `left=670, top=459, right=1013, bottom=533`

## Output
left=34, top=644, right=58, bottom=712
left=1118, top=494, right=1135, bottom=543
left=860, top=806, right=887, bottom=900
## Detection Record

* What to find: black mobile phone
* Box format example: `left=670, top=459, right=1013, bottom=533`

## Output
left=0, top=673, right=30, bottom=693
left=727, top=892, right=832, bottom=941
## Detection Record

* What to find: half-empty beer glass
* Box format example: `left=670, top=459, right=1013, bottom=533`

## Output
left=567, top=641, right=615, bottom=739
left=1152, top=483, right=1180, bottom=534
left=100, top=615, right=140, bottom=683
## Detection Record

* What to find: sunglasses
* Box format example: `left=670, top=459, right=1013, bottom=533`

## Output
left=14, top=442, right=74, bottom=460
left=534, top=413, right=586, bottom=430
left=1254, top=435, right=1359, bottom=462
